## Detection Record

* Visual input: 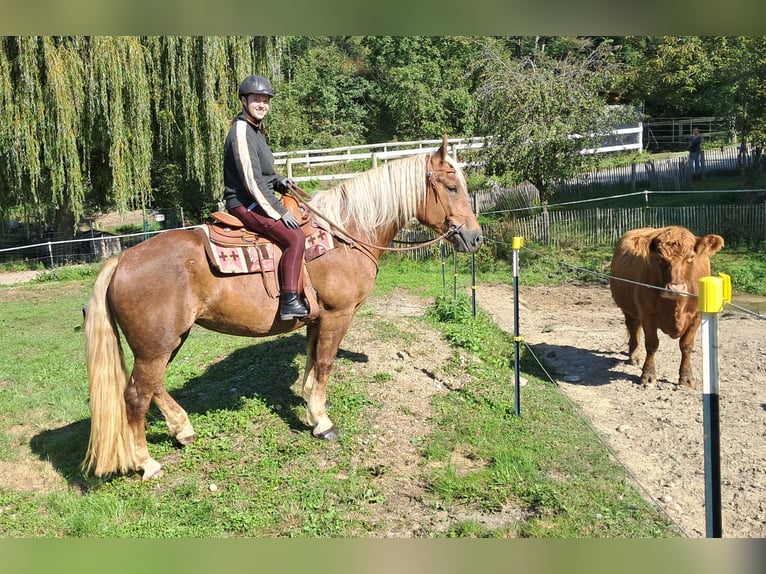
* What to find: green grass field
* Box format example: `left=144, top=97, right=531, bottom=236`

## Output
left=0, top=255, right=685, bottom=538
left=2, top=241, right=764, bottom=538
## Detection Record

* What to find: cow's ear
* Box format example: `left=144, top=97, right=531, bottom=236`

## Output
left=696, top=234, right=724, bottom=257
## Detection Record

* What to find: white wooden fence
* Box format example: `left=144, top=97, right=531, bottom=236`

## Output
left=273, top=137, right=485, bottom=181
left=274, top=123, right=643, bottom=183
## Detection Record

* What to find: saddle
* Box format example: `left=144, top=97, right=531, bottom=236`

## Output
left=196, top=196, right=334, bottom=321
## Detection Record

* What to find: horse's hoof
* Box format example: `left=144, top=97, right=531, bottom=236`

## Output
left=176, top=432, right=197, bottom=446
left=141, top=460, right=163, bottom=481
left=314, top=426, right=340, bottom=441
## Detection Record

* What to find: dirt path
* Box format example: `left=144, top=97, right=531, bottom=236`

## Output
left=475, top=281, right=766, bottom=538
left=0, top=271, right=39, bottom=285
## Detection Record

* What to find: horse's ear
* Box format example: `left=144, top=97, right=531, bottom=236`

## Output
left=437, top=134, right=449, bottom=162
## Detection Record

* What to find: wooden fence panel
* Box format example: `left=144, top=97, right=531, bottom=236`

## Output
left=397, top=204, right=766, bottom=258
left=491, top=204, right=766, bottom=247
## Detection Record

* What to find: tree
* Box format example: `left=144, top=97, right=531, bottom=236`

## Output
left=361, top=36, right=479, bottom=141
left=0, top=36, right=277, bottom=231
left=625, top=36, right=722, bottom=117
left=267, top=37, right=371, bottom=150
left=626, top=36, right=766, bottom=185
left=473, top=37, right=631, bottom=203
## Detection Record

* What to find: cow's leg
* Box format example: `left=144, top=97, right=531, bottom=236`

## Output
left=624, top=314, right=642, bottom=366
left=677, top=322, right=699, bottom=388
left=640, top=325, right=660, bottom=385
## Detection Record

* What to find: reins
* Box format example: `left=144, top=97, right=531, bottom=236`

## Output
left=285, top=157, right=463, bottom=254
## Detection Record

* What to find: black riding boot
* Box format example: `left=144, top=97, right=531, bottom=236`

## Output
left=279, top=291, right=308, bottom=320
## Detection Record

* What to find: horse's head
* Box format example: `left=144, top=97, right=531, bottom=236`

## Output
left=418, top=135, right=483, bottom=253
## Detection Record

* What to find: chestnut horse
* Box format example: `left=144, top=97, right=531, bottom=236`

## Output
left=83, top=137, right=483, bottom=480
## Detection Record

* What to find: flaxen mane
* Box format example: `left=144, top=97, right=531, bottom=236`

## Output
left=309, top=153, right=464, bottom=242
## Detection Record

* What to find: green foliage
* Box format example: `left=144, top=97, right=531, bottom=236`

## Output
left=270, top=37, right=371, bottom=149
left=4, top=34, right=766, bottom=238
left=714, top=248, right=766, bottom=296
left=361, top=37, right=479, bottom=142
left=473, top=37, right=634, bottom=202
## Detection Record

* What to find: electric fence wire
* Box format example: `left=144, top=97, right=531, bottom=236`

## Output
left=485, top=237, right=766, bottom=320
left=519, top=334, right=691, bottom=537
left=471, top=267, right=690, bottom=536
left=479, top=235, right=765, bottom=536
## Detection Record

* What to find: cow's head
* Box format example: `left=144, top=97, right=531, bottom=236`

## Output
left=649, top=227, right=725, bottom=298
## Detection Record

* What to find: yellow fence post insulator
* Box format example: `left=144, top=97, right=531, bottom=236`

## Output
left=698, top=273, right=731, bottom=314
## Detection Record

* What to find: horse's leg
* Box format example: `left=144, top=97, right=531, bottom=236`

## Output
left=150, top=330, right=196, bottom=445
left=303, top=314, right=352, bottom=440
left=124, top=355, right=172, bottom=480
left=301, top=323, right=318, bottom=404
left=152, top=386, right=196, bottom=446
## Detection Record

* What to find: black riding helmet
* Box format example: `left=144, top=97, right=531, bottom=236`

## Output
left=238, top=75, right=274, bottom=98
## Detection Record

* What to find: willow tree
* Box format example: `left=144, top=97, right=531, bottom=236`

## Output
left=0, top=36, right=279, bottom=235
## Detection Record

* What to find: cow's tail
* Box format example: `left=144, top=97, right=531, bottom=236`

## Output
left=82, top=258, right=136, bottom=477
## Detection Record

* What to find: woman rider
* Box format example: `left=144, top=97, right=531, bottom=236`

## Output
left=223, top=75, right=308, bottom=321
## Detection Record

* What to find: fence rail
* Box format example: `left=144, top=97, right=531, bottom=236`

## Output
left=644, top=116, right=733, bottom=150
left=1, top=201, right=763, bottom=270
left=274, top=124, right=643, bottom=183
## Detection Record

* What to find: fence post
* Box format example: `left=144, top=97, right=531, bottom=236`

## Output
left=471, top=192, right=477, bottom=317
left=452, top=249, right=457, bottom=300
left=47, top=241, right=55, bottom=269
left=698, top=272, right=731, bottom=538
left=512, top=236, right=524, bottom=416
left=440, top=240, right=446, bottom=290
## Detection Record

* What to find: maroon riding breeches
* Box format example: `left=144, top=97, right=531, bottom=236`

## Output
left=229, top=205, right=305, bottom=292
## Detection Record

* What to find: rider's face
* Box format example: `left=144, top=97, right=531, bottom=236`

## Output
left=242, top=93, right=271, bottom=122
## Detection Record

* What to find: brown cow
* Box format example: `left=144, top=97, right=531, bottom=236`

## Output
left=610, top=226, right=724, bottom=388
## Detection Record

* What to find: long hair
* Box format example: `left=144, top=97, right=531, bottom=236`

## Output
left=309, top=154, right=432, bottom=242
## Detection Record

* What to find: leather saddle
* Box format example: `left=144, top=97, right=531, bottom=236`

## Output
left=197, top=197, right=332, bottom=321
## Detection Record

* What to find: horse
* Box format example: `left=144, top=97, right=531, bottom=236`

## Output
left=82, top=136, right=483, bottom=480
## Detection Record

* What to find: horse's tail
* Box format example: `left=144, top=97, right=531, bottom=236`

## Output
left=82, top=257, right=136, bottom=477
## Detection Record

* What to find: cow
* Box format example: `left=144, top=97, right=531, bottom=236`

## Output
left=609, top=226, right=724, bottom=388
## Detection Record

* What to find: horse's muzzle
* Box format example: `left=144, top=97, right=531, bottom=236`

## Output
left=450, top=225, right=483, bottom=253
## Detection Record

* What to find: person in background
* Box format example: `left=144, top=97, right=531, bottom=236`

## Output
left=222, top=75, right=308, bottom=321
left=688, top=127, right=703, bottom=176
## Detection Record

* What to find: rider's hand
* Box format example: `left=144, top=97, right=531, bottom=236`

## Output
left=281, top=211, right=301, bottom=229
left=275, top=176, right=296, bottom=192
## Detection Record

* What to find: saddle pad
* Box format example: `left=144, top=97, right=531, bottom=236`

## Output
left=197, top=226, right=276, bottom=274
left=197, top=218, right=337, bottom=277
left=304, top=225, right=335, bottom=261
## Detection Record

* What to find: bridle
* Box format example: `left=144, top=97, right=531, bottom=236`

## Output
left=286, top=154, right=464, bottom=255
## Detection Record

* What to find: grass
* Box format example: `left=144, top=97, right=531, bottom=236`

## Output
left=423, top=292, right=674, bottom=537
left=0, top=255, right=684, bottom=538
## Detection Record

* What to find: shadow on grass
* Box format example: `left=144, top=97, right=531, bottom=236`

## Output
left=29, top=333, right=369, bottom=487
